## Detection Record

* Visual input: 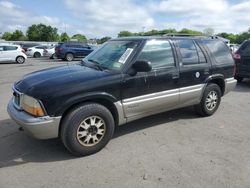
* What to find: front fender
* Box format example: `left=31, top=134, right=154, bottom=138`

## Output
left=54, top=92, right=118, bottom=116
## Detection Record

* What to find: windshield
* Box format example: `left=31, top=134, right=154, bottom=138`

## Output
left=83, top=40, right=139, bottom=71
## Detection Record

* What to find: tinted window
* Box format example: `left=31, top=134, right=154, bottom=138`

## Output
left=203, top=40, right=232, bottom=64
left=138, top=40, right=175, bottom=69
left=4, top=46, right=18, bottom=51
left=196, top=43, right=206, bottom=63
left=239, top=41, right=250, bottom=55
left=177, top=40, right=199, bottom=65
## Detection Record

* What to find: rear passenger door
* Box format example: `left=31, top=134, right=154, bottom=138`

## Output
left=122, top=39, right=180, bottom=118
left=175, top=39, right=211, bottom=105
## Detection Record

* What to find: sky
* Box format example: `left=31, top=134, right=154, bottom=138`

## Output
left=0, top=0, right=250, bottom=38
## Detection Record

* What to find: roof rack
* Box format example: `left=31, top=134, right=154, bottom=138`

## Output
left=163, top=33, right=206, bottom=37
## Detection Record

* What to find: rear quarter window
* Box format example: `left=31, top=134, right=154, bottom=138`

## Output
left=203, top=40, right=233, bottom=64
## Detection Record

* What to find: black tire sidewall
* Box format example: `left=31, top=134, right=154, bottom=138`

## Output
left=200, top=84, right=221, bottom=116
left=66, top=53, right=73, bottom=61
left=34, top=52, right=41, bottom=58
left=61, top=103, right=115, bottom=156
left=16, top=56, right=25, bottom=64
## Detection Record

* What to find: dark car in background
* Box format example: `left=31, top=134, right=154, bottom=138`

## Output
left=55, top=42, right=94, bottom=61
left=233, top=40, right=250, bottom=82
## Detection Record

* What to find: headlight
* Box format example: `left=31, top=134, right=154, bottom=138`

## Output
left=21, top=95, right=45, bottom=117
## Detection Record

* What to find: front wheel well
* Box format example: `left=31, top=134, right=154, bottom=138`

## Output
left=59, top=99, right=119, bottom=136
left=207, top=78, right=225, bottom=96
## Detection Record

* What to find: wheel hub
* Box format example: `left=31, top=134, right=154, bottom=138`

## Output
left=87, top=126, right=98, bottom=135
left=76, top=116, right=106, bottom=147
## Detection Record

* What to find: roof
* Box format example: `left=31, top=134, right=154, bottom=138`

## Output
left=111, top=35, right=218, bottom=41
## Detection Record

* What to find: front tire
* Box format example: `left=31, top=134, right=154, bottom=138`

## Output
left=60, top=103, right=115, bottom=156
left=34, top=52, right=41, bottom=58
left=195, top=83, right=221, bottom=117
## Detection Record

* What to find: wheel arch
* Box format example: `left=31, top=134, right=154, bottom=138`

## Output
left=15, top=55, right=25, bottom=62
left=58, top=93, right=120, bottom=136
left=205, top=74, right=225, bottom=96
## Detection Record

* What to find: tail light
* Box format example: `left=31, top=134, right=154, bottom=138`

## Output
left=233, top=53, right=241, bottom=60
left=56, top=48, right=61, bottom=52
left=21, top=49, right=25, bottom=53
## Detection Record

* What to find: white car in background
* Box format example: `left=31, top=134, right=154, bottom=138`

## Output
left=43, top=46, right=56, bottom=59
left=0, top=45, right=27, bottom=64
left=26, top=45, right=50, bottom=58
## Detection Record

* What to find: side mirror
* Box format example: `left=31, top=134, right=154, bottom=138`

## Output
left=133, top=60, right=152, bottom=73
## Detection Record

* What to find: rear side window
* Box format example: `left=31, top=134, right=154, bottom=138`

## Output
left=203, top=40, right=232, bottom=64
left=177, top=40, right=206, bottom=65
left=35, top=46, right=46, bottom=49
left=138, top=40, right=175, bottom=69
left=4, top=46, right=18, bottom=51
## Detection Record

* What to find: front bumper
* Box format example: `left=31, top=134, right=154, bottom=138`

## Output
left=7, top=99, right=61, bottom=139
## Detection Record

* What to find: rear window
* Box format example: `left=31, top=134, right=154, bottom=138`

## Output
left=203, top=40, right=233, bottom=64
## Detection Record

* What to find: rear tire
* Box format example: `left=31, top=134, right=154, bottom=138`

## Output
left=195, top=83, right=221, bottom=117
left=16, top=56, right=25, bottom=64
left=65, top=53, right=74, bottom=61
left=34, top=52, right=41, bottom=58
left=60, top=103, right=115, bottom=156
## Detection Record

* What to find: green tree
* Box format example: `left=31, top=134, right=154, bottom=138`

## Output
left=71, top=34, right=87, bottom=42
left=2, top=32, right=12, bottom=40
left=11, top=30, right=26, bottom=41
left=179, top=28, right=203, bottom=35
left=26, top=24, right=59, bottom=41
left=60, top=32, right=70, bottom=42
left=118, top=31, right=134, bottom=37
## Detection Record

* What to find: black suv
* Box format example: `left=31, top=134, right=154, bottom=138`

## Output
left=55, top=42, right=94, bottom=61
left=8, top=37, right=236, bottom=156
left=234, top=39, right=250, bottom=82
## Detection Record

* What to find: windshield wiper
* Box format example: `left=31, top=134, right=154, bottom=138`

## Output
left=88, top=59, right=104, bottom=71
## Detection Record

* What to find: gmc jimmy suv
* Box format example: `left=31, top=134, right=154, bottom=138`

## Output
left=8, top=37, right=237, bottom=156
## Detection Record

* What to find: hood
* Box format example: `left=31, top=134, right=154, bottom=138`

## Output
left=15, top=64, right=115, bottom=99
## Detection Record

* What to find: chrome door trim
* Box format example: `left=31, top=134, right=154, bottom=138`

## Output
left=122, top=88, right=179, bottom=104
left=115, top=84, right=208, bottom=125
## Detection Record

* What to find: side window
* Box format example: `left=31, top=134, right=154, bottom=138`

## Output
left=203, top=40, right=233, bottom=64
left=137, top=40, right=175, bottom=69
left=0, top=46, right=3, bottom=51
left=195, top=43, right=206, bottom=63
left=4, top=46, right=18, bottom=51
left=177, top=40, right=199, bottom=65
left=35, top=46, right=45, bottom=49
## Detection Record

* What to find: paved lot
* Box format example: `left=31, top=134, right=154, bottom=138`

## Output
left=0, top=58, right=250, bottom=188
